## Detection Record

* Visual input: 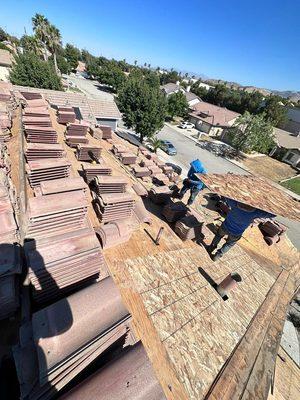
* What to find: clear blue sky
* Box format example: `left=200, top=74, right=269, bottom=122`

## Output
left=0, top=0, right=299, bottom=91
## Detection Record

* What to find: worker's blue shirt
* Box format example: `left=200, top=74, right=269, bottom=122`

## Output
left=188, top=160, right=207, bottom=189
left=223, top=199, right=275, bottom=236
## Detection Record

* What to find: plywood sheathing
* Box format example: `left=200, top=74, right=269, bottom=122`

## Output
left=106, top=239, right=283, bottom=400
left=197, top=173, right=300, bottom=222
left=268, top=347, right=300, bottom=400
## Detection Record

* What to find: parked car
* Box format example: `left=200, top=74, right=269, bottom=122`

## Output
left=178, top=121, right=195, bottom=130
left=160, top=140, right=177, bottom=155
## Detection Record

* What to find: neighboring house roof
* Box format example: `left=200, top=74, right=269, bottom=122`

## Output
left=12, top=85, right=122, bottom=122
left=273, top=127, right=300, bottom=150
left=184, top=91, right=199, bottom=102
left=87, top=98, right=122, bottom=119
left=287, top=107, right=300, bottom=123
left=0, top=49, right=13, bottom=67
left=189, top=101, right=240, bottom=127
left=161, top=83, right=180, bottom=94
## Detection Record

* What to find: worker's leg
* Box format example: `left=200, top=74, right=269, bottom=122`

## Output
left=187, top=186, right=200, bottom=205
left=208, top=224, right=226, bottom=253
left=178, top=180, right=190, bottom=199
left=217, top=233, right=242, bottom=256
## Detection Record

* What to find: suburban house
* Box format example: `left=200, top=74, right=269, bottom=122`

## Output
left=270, top=127, right=300, bottom=169
left=0, top=49, right=14, bottom=82
left=281, top=106, right=300, bottom=135
left=76, top=61, right=88, bottom=78
left=161, top=82, right=201, bottom=106
left=189, top=101, right=240, bottom=136
left=87, top=98, right=122, bottom=129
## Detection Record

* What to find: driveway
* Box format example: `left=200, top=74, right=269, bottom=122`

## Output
left=64, top=75, right=114, bottom=101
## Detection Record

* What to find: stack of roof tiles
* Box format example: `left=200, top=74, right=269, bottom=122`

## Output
left=26, top=159, right=71, bottom=187
left=23, top=107, right=49, bottom=118
left=0, top=88, right=12, bottom=102
left=94, top=176, right=127, bottom=194
left=24, top=126, right=58, bottom=144
left=21, top=91, right=43, bottom=100
left=140, top=159, right=155, bottom=168
left=0, top=182, right=18, bottom=242
left=76, top=144, right=102, bottom=161
left=132, top=182, right=148, bottom=197
left=94, top=193, right=135, bottom=223
left=65, top=121, right=89, bottom=146
left=162, top=202, right=187, bottom=223
left=149, top=186, right=172, bottom=204
left=57, top=106, right=76, bottom=124
left=95, top=220, right=133, bottom=249
left=38, top=177, right=88, bottom=196
left=25, top=191, right=88, bottom=239
left=119, top=152, right=137, bottom=165
left=60, top=343, right=166, bottom=400
left=25, top=143, right=65, bottom=160
left=152, top=173, right=170, bottom=186
left=112, top=143, right=127, bottom=155
left=132, top=166, right=151, bottom=178
left=174, top=212, right=203, bottom=240
left=91, top=126, right=103, bottom=140
left=13, top=278, right=131, bottom=399
left=25, top=98, right=49, bottom=109
left=0, top=102, right=11, bottom=130
left=133, top=199, right=152, bottom=225
left=23, top=116, right=52, bottom=127
left=24, top=227, right=106, bottom=303
left=82, top=162, right=112, bottom=183
left=100, top=125, right=113, bottom=139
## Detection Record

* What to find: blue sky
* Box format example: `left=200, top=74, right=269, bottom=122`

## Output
left=0, top=0, right=299, bottom=91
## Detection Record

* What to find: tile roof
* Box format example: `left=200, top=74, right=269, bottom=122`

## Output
left=87, top=98, right=122, bottom=119
left=0, top=49, right=13, bottom=67
left=189, top=101, right=240, bottom=127
left=184, top=91, right=199, bottom=102
left=13, top=85, right=122, bottom=122
left=273, top=127, right=300, bottom=150
left=161, top=83, right=180, bottom=94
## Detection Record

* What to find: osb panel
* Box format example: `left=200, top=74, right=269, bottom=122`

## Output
left=197, top=173, right=300, bottom=222
left=123, top=246, right=277, bottom=400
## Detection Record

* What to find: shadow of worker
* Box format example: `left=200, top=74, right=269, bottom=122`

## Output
left=20, top=239, right=74, bottom=399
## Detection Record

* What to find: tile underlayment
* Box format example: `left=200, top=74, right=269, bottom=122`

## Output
left=123, top=245, right=276, bottom=400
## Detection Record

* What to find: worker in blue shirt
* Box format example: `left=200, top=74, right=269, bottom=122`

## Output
left=208, top=198, right=275, bottom=261
left=178, top=159, right=207, bottom=205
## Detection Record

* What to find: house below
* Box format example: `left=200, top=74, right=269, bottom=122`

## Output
left=0, top=49, right=14, bottom=82
left=189, top=101, right=240, bottom=136
left=76, top=61, right=88, bottom=78
left=161, top=82, right=201, bottom=106
left=87, top=98, right=122, bottom=130
left=271, top=127, right=300, bottom=169
left=281, top=106, right=300, bottom=135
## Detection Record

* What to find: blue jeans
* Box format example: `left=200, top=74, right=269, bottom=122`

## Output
left=179, top=181, right=201, bottom=205
left=210, top=223, right=242, bottom=255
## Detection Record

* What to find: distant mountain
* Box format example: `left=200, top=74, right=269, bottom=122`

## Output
left=272, top=90, right=300, bottom=102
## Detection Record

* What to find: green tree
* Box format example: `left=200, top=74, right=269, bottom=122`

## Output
left=50, top=54, right=70, bottom=74
left=118, top=75, right=167, bottom=142
left=0, top=27, right=9, bottom=42
left=261, top=95, right=287, bottom=127
left=167, top=91, right=189, bottom=119
left=20, top=35, right=43, bottom=56
left=97, top=66, right=126, bottom=92
left=64, top=43, right=81, bottom=70
left=160, top=70, right=181, bottom=84
left=32, top=13, right=50, bottom=61
left=229, top=112, right=275, bottom=154
left=45, top=24, right=62, bottom=73
left=148, top=136, right=163, bottom=153
left=10, top=52, right=62, bottom=91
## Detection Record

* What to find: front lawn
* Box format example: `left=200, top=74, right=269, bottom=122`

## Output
left=281, top=177, right=300, bottom=195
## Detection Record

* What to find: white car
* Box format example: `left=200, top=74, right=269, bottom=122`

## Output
left=179, top=121, right=195, bottom=130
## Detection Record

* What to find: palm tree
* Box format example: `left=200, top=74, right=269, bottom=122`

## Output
left=32, top=13, right=50, bottom=61
left=148, top=136, right=163, bottom=153
left=46, top=24, right=62, bottom=73
left=134, top=60, right=137, bottom=66
left=20, top=35, right=43, bottom=57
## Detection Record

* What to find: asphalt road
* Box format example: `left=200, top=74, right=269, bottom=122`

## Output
left=64, top=75, right=114, bottom=101
left=156, top=125, right=300, bottom=249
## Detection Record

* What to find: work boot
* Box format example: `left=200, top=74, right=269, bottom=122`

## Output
left=206, top=244, right=215, bottom=254
left=211, top=251, right=223, bottom=262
